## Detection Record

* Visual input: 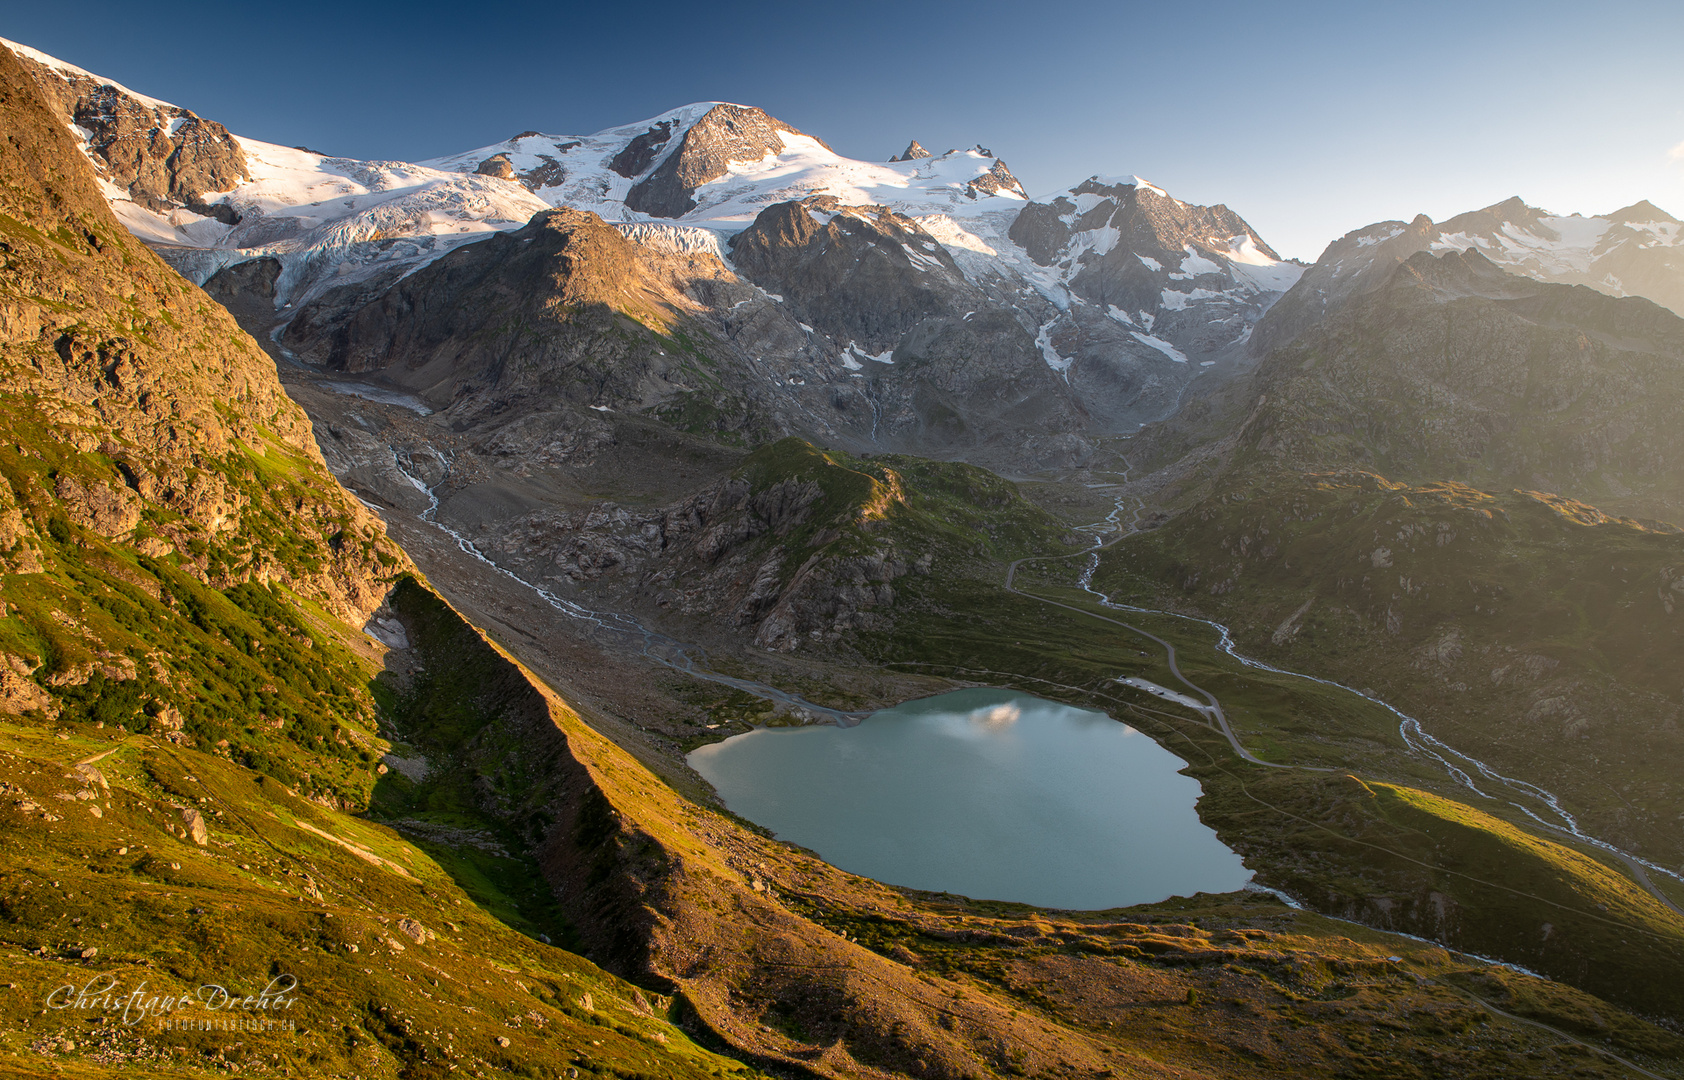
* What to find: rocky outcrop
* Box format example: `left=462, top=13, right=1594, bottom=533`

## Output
left=1009, top=177, right=1283, bottom=314
left=474, top=152, right=516, bottom=179
left=608, top=119, right=673, bottom=178
left=0, top=42, right=401, bottom=622
left=891, top=139, right=931, bottom=161
left=494, top=467, right=911, bottom=650
left=1002, top=176, right=1299, bottom=425
left=7, top=43, right=248, bottom=213
left=729, top=196, right=1089, bottom=457
left=624, top=104, right=808, bottom=218
left=964, top=156, right=1024, bottom=200
left=730, top=196, right=980, bottom=353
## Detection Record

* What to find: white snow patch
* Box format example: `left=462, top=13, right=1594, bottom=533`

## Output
left=917, top=214, right=998, bottom=256
left=1035, top=321, right=1072, bottom=375
left=1130, top=331, right=1190, bottom=363
left=1355, top=225, right=1405, bottom=247
left=1073, top=191, right=1113, bottom=214
left=1159, top=287, right=1225, bottom=311
left=1170, top=246, right=1222, bottom=279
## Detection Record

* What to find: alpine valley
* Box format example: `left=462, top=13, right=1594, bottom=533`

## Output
left=1, top=28, right=1683, bottom=1080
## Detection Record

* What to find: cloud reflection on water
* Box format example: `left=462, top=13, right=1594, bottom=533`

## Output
left=968, top=703, right=1022, bottom=730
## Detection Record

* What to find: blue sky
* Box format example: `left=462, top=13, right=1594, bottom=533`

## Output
left=4, top=0, right=1680, bottom=260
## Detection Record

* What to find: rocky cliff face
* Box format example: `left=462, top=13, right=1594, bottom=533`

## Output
left=5, top=39, right=248, bottom=215
left=622, top=103, right=809, bottom=218
left=729, top=196, right=1002, bottom=354
left=1010, top=176, right=1290, bottom=318
left=728, top=196, right=1088, bottom=457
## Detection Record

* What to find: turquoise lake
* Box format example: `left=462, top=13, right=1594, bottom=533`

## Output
left=687, top=688, right=1252, bottom=910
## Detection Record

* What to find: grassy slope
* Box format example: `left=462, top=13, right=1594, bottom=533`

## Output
left=0, top=43, right=756, bottom=1080
left=734, top=437, right=1068, bottom=584
left=0, top=668, right=747, bottom=1080
left=845, top=519, right=1684, bottom=1029
left=1092, top=469, right=1684, bottom=868
left=367, top=572, right=1684, bottom=1080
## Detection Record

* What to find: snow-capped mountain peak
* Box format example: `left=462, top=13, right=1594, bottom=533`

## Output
left=423, top=101, right=1029, bottom=232
left=5, top=35, right=1304, bottom=446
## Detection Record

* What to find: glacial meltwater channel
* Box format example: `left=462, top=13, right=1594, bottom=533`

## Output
left=688, top=688, right=1251, bottom=910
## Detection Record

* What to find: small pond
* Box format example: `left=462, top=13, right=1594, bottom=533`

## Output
left=687, top=688, right=1251, bottom=910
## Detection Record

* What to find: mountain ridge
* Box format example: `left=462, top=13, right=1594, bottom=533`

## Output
left=0, top=36, right=1304, bottom=470
left=1253, top=193, right=1684, bottom=356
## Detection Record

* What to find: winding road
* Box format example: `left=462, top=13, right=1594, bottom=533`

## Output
left=1001, top=482, right=1684, bottom=919
left=1004, top=548, right=1309, bottom=770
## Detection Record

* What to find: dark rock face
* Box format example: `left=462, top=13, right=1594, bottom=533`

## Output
left=1007, top=200, right=1072, bottom=265
left=728, top=196, right=1087, bottom=457
left=518, top=154, right=567, bottom=190
left=1243, top=249, right=1684, bottom=520
left=201, top=256, right=282, bottom=326
left=608, top=120, right=673, bottom=178
left=729, top=197, right=977, bottom=352
left=625, top=105, right=798, bottom=218
left=1010, top=178, right=1281, bottom=315
left=1248, top=214, right=1437, bottom=357
left=495, top=471, right=906, bottom=651
left=10, top=49, right=248, bottom=212
left=880, top=309, right=1089, bottom=461
left=891, top=140, right=931, bottom=162
left=965, top=158, right=1025, bottom=199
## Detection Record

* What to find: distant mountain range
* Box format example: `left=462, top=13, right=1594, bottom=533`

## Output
left=9, top=35, right=1680, bottom=476
left=1254, top=196, right=1684, bottom=356
left=5, top=36, right=1309, bottom=467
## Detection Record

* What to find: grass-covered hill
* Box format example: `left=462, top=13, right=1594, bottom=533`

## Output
left=1096, top=467, right=1684, bottom=873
